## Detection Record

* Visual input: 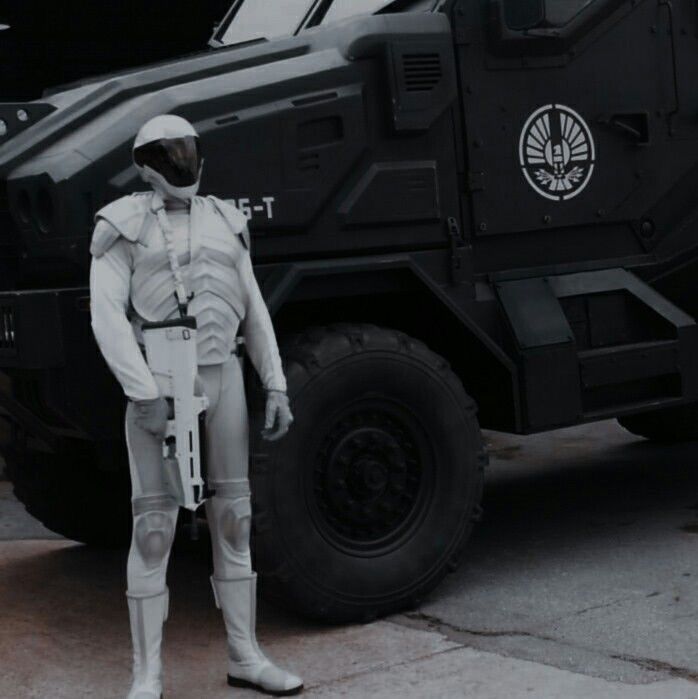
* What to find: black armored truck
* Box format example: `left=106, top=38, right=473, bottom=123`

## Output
left=1, top=0, right=698, bottom=623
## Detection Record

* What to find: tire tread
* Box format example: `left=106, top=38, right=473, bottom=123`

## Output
left=255, top=323, right=486, bottom=623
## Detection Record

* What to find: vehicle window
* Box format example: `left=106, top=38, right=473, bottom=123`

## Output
left=213, top=0, right=438, bottom=47
left=320, top=0, right=437, bottom=24
left=215, top=0, right=317, bottom=46
left=545, top=0, right=596, bottom=27
left=373, top=0, right=439, bottom=16
left=321, top=0, right=395, bottom=25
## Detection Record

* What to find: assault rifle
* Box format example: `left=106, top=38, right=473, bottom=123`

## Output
left=142, top=316, right=210, bottom=511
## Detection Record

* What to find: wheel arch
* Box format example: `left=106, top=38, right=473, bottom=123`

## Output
left=256, top=256, right=520, bottom=431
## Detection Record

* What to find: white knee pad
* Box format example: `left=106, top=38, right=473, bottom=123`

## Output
left=220, top=497, right=252, bottom=553
left=132, top=495, right=178, bottom=570
left=210, top=480, right=252, bottom=574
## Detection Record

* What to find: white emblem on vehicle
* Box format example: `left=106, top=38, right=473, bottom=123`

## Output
left=519, top=104, right=595, bottom=201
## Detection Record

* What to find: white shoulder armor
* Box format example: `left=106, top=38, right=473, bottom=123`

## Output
left=90, top=192, right=152, bottom=258
left=207, top=195, right=250, bottom=249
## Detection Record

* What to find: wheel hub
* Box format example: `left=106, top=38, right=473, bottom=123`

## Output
left=352, top=457, right=389, bottom=495
left=313, top=409, right=425, bottom=549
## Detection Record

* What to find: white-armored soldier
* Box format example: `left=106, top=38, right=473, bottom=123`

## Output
left=89, top=114, right=303, bottom=698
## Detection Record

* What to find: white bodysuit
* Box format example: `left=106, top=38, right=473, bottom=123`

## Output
left=88, top=187, right=287, bottom=593
left=89, top=124, right=302, bottom=699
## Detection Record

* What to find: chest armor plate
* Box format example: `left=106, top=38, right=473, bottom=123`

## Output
left=130, top=201, right=247, bottom=365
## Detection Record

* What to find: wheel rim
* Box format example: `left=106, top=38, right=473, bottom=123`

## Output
left=307, top=400, right=435, bottom=556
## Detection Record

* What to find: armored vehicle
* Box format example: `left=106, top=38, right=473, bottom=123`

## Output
left=1, top=0, right=697, bottom=623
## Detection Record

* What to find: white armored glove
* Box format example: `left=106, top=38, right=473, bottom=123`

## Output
left=262, top=390, right=293, bottom=442
left=134, top=396, right=169, bottom=438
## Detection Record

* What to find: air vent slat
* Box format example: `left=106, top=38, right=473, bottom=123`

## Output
left=401, top=52, right=442, bottom=93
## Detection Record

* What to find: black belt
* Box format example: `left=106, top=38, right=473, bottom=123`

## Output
left=138, top=343, right=244, bottom=358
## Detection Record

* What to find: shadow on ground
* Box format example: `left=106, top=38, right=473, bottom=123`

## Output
left=475, top=425, right=698, bottom=566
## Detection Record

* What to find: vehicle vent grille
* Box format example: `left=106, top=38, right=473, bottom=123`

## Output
left=402, top=53, right=442, bottom=93
left=0, top=305, right=15, bottom=349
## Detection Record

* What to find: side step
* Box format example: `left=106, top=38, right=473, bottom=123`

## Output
left=578, top=340, right=682, bottom=419
left=495, top=268, right=698, bottom=431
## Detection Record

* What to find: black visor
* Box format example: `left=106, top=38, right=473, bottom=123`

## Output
left=134, top=135, right=201, bottom=187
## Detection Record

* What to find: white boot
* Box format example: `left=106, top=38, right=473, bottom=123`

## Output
left=126, top=588, right=168, bottom=699
left=211, top=574, right=303, bottom=696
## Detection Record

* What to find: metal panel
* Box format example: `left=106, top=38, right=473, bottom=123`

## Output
left=495, top=277, right=573, bottom=349
left=338, top=161, right=440, bottom=226
left=547, top=268, right=696, bottom=327
left=495, top=276, right=581, bottom=428
left=579, top=340, right=679, bottom=388
left=387, top=37, right=458, bottom=132
left=523, top=347, right=582, bottom=429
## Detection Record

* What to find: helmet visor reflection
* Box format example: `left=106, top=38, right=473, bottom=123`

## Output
left=134, top=136, right=201, bottom=187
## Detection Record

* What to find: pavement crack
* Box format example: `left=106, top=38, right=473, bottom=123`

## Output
left=572, top=596, right=633, bottom=617
left=392, top=612, right=698, bottom=685
left=395, top=611, right=555, bottom=643
left=609, top=654, right=698, bottom=684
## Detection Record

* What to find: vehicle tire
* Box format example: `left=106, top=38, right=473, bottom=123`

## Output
left=250, top=323, right=486, bottom=624
left=4, top=439, right=132, bottom=547
left=618, top=404, right=698, bottom=442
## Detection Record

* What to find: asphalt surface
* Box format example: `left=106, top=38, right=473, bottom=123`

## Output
left=3, top=420, right=698, bottom=697
left=399, top=421, right=698, bottom=686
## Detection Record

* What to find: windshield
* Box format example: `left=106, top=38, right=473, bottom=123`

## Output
left=213, top=0, right=318, bottom=47
left=211, top=0, right=431, bottom=47
left=321, top=0, right=395, bottom=24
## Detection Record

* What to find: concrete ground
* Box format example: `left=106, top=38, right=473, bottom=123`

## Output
left=3, top=421, right=698, bottom=698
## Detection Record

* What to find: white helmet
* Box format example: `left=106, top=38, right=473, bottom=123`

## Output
left=133, top=115, right=203, bottom=201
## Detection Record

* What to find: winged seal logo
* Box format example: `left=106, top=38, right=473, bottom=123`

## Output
left=519, top=104, right=595, bottom=201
